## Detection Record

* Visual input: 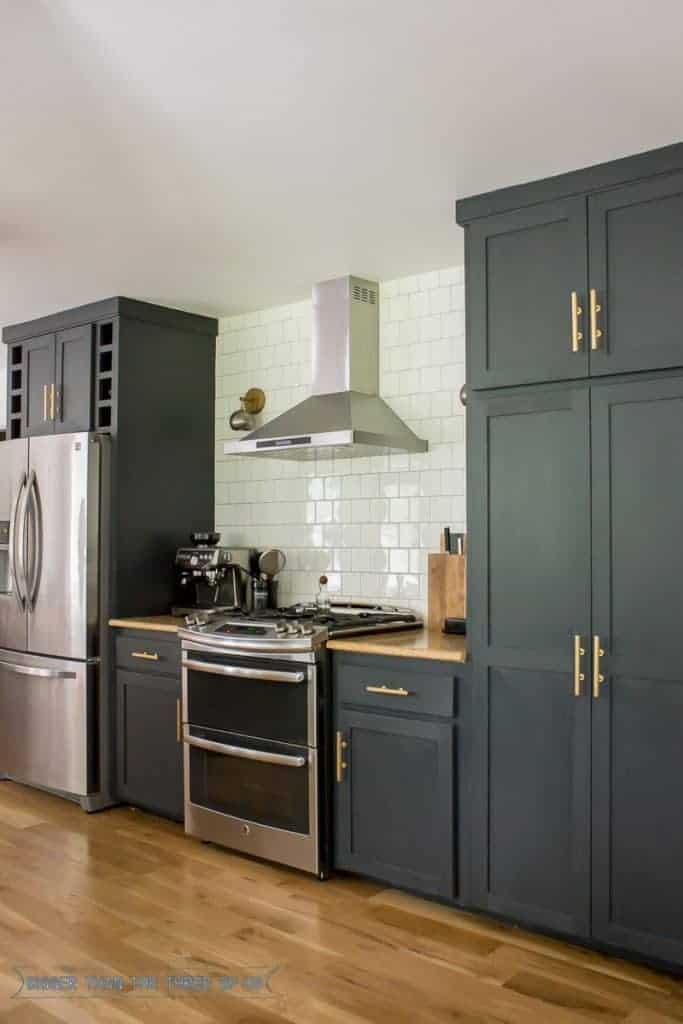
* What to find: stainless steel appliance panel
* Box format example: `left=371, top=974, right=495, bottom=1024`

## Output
left=0, top=648, right=93, bottom=795
left=27, top=433, right=101, bottom=660
left=0, top=439, right=29, bottom=652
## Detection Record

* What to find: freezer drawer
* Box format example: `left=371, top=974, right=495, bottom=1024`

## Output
left=0, top=649, right=95, bottom=796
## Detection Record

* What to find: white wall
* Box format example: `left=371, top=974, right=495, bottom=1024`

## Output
left=215, top=267, right=466, bottom=613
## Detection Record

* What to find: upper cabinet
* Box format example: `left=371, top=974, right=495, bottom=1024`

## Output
left=467, top=199, right=588, bottom=388
left=588, top=171, right=683, bottom=376
left=19, top=325, right=94, bottom=438
left=458, top=144, right=683, bottom=389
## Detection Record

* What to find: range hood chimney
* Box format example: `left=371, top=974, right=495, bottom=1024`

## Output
left=223, top=276, right=428, bottom=460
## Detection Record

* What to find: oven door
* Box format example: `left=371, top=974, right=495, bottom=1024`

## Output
left=181, top=643, right=316, bottom=746
left=184, top=725, right=319, bottom=875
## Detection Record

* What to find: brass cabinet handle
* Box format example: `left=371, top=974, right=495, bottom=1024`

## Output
left=49, top=383, right=56, bottom=421
left=43, top=385, right=48, bottom=422
left=335, top=731, right=348, bottom=783
left=131, top=650, right=160, bottom=661
left=570, top=291, right=584, bottom=352
left=592, top=635, right=606, bottom=699
left=365, top=685, right=411, bottom=697
left=573, top=634, right=586, bottom=697
left=176, top=699, right=182, bottom=744
left=590, top=288, right=604, bottom=350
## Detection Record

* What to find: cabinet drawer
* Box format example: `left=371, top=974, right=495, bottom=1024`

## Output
left=115, top=631, right=180, bottom=676
left=334, top=656, right=457, bottom=717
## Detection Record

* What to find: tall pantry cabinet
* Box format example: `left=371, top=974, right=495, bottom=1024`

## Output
left=457, top=143, right=683, bottom=968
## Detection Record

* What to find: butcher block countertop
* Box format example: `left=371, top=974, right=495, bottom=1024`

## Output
left=109, top=615, right=184, bottom=634
left=328, top=628, right=467, bottom=663
left=109, top=617, right=468, bottom=662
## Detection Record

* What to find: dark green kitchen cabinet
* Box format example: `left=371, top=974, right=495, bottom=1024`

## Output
left=467, top=384, right=592, bottom=937
left=14, top=326, right=94, bottom=437
left=333, top=654, right=463, bottom=901
left=468, top=372, right=683, bottom=965
left=23, top=333, right=57, bottom=436
left=590, top=376, right=683, bottom=965
left=334, top=706, right=454, bottom=898
left=458, top=144, right=683, bottom=390
left=114, top=630, right=183, bottom=821
left=466, top=198, right=588, bottom=389
left=588, top=170, right=683, bottom=377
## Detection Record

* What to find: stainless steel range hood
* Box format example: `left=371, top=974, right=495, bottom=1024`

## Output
left=223, top=276, right=428, bottom=460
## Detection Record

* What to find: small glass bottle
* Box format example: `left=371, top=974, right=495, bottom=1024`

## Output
left=316, top=574, right=330, bottom=612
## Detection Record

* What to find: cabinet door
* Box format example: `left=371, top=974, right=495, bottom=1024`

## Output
left=588, top=172, right=683, bottom=377
left=116, top=669, right=183, bottom=821
left=23, top=334, right=55, bottom=437
left=55, top=325, right=94, bottom=433
left=467, top=198, right=588, bottom=389
left=468, top=385, right=591, bottom=936
left=591, top=377, right=683, bottom=964
left=334, top=708, right=454, bottom=898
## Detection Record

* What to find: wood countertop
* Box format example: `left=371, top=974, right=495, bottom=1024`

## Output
left=109, top=618, right=468, bottom=662
left=109, top=615, right=184, bottom=634
left=328, top=627, right=467, bottom=663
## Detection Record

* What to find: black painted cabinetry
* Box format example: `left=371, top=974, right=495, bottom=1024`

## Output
left=333, top=654, right=467, bottom=901
left=459, top=144, right=683, bottom=391
left=114, top=631, right=183, bottom=821
left=459, top=143, right=683, bottom=969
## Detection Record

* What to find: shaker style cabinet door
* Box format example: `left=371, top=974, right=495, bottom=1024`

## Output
left=116, top=669, right=184, bottom=821
left=55, top=324, right=94, bottom=433
left=590, top=377, right=683, bottom=965
left=467, top=384, right=592, bottom=937
left=334, top=707, right=455, bottom=898
left=588, top=171, right=683, bottom=376
left=467, top=198, right=588, bottom=389
left=23, top=334, right=56, bottom=437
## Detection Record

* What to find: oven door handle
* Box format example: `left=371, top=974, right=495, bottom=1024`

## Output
left=181, top=658, right=305, bottom=684
left=184, top=733, right=307, bottom=768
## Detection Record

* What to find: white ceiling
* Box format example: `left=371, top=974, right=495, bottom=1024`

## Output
left=2, top=0, right=683, bottom=328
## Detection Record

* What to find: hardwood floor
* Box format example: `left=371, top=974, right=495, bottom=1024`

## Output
left=0, top=782, right=681, bottom=1023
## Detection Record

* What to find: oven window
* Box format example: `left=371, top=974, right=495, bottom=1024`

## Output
left=188, top=729, right=311, bottom=834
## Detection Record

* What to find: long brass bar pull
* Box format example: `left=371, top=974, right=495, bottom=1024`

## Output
left=131, top=650, right=159, bottom=661
left=593, top=636, right=606, bottom=699
left=49, top=384, right=56, bottom=421
left=590, top=289, right=603, bottom=350
left=176, top=699, right=182, bottom=744
left=570, top=291, right=583, bottom=352
left=573, top=635, right=586, bottom=697
left=43, top=385, right=48, bottom=422
left=335, top=731, right=348, bottom=783
left=365, top=685, right=411, bottom=697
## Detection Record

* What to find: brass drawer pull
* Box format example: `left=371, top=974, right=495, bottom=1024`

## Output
left=131, top=650, right=160, bottom=661
left=49, top=383, right=56, bottom=421
left=336, top=731, right=348, bottom=783
left=176, top=699, right=182, bottom=744
left=590, top=288, right=604, bottom=350
left=365, top=684, right=411, bottom=697
left=573, top=634, right=586, bottom=697
left=592, top=636, right=606, bottom=699
left=43, top=385, right=49, bottom=422
left=570, top=291, right=583, bottom=352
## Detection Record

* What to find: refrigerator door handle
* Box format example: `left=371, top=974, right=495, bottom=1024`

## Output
left=0, top=659, right=77, bottom=680
left=25, top=471, right=42, bottom=613
left=10, top=473, right=28, bottom=612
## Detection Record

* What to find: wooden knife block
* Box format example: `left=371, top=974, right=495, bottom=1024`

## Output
left=427, top=553, right=466, bottom=631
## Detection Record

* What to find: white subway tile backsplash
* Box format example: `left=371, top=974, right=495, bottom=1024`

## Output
left=215, top=265, right=466, bottom=612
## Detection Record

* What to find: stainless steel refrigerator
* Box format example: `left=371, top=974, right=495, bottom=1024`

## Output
left=0, top=432, right=111, bottom=809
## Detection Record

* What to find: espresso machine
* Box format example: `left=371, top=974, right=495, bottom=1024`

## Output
left=172, top=533, right=250, bottom=616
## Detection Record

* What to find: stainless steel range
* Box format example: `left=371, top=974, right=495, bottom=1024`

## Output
left=178, top=603, right=420, bottom=877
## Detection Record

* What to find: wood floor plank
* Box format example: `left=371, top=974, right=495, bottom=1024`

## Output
left=0, top=781, right=680, bottom=1024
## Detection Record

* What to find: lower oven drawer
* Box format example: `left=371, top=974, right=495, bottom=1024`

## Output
left=185, top=726, right=315, bottom=835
